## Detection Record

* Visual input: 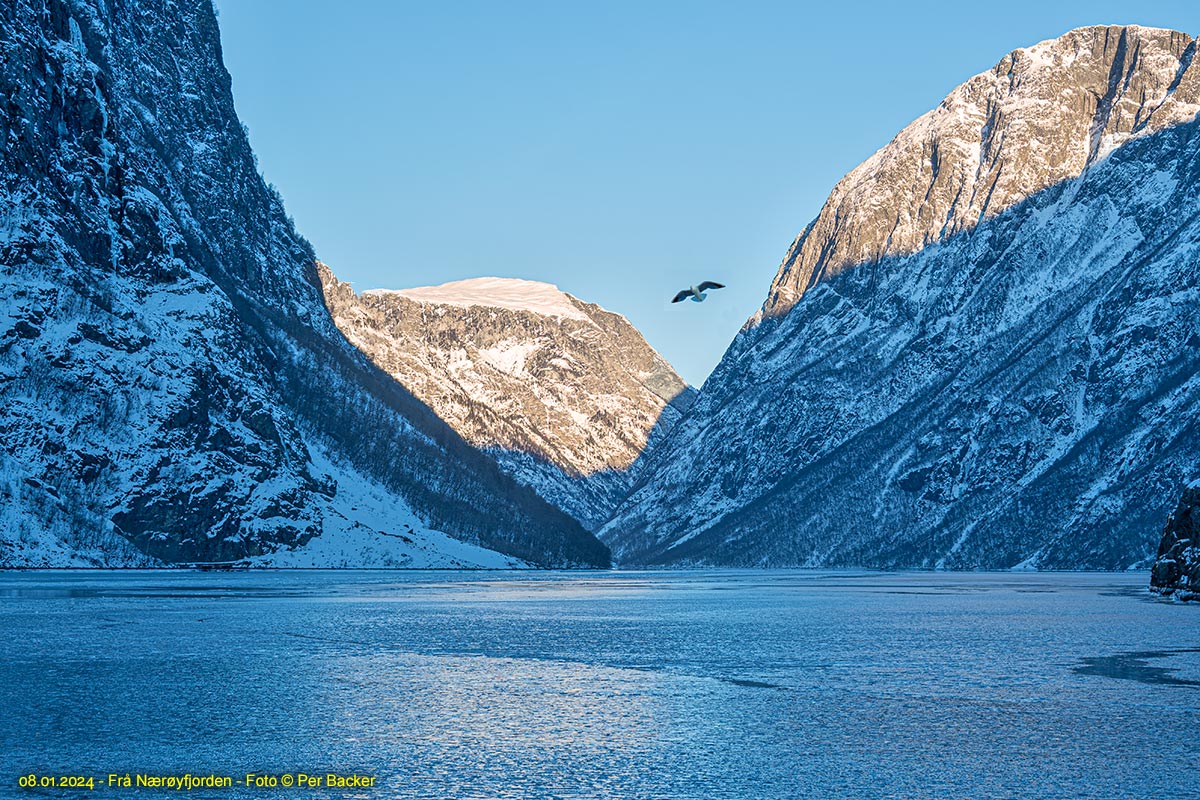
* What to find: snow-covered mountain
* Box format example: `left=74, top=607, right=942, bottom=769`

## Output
left=602, top=25, right=1200, bottom=569
left=0, top=0, right=608, bottom=568
left=319, top=267, right=695, bottom=530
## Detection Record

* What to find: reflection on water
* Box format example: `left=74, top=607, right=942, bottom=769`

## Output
left=0, top=570, right=1197, bottom=800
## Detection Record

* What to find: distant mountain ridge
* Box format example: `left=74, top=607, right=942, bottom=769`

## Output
left=602, top=25, right=1200, bottom=569
left=320, top=266, right=695, bottom=530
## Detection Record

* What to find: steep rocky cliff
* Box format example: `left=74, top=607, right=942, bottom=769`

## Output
left=602, top=25, right=1200, bottom=568
left=319, top=267, right=694, bottom=530
left=0, top=0, right=608, bottom=567
left=1151, top=483, right=1200, bottom=599
left=760, top=26, right=1200, bottom=320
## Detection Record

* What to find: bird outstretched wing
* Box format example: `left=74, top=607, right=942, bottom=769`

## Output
left=671, top=290, right=691, bottom=303
left=697, top=281, right=725, bottom=292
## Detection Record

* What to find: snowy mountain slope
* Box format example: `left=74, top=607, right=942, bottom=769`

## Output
left=243, top=443, right=526, bottom=569
left=0, top=0, right=608, bottom=568
left=601, top=25, right=1200, bottom=569
left=320, top=267, right=695, bottom=530
left=377, top=277, right=595, bottom=321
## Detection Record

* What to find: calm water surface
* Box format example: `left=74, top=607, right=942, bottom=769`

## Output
left=0, top=570, right=1197, bottom=799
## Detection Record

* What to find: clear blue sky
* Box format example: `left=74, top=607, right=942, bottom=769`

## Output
left=214, top=1, right=1198, bottom=386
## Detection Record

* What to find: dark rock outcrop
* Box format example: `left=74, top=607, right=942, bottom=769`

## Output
left=1151, top=484, right=1200, bottom=600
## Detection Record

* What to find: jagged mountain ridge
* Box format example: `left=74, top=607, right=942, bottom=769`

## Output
left=602, top=25, right=1200, bottom=569
left=319, top=267, right=695, bottom=530
left=0, top=0, right=608, bottom=567
left=761, top=25, right=1200, bottom=319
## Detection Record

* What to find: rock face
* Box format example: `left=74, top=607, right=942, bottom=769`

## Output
left=602, top=25, right=1200, bottom=568
left=319, top=268, right=695, bottom=530
left=761, top=25, right=1200, bottom=320
left=0, top=0, right=608, bottom=568
left=1151, top=483, right=1200, bottom=599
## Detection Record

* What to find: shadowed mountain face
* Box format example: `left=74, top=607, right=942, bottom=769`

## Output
left=602, top=25, right=1200, bottom=569
left=319, top=267, right=695, bottom=530
left=0, top=0, right=608, bottom=568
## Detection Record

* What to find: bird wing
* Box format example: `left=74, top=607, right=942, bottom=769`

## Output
left=671, top=290, right=691, bottom=303
left=697, top=281, right=725, bottom=292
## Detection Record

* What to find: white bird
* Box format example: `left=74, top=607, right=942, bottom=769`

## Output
left=671, top=281, right=725, bottom=304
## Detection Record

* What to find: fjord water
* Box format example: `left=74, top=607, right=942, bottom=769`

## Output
left=1, top=571, right=1196, bottom=799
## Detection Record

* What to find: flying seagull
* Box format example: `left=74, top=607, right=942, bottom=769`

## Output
left=672, top=281, right=725, bottom=304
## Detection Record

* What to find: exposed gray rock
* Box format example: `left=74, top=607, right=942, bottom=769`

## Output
left=319, top=267, right=695, bottom=530
left=1151, top=483, right=1200, bottom=600
left=0, top=0, right=608, bottom=568
left=602, top=25, right=1200, bottom=569
left=762, top=26, right=1200, bottom=319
